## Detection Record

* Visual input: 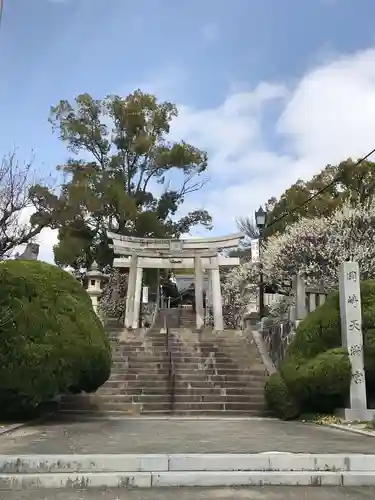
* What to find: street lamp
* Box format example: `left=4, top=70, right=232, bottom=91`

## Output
left=255, top=206, right=267, bottom=230
left=255, top=206, right=267, bottom=319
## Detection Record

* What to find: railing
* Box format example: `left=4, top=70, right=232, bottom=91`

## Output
left=246, top=277, right=329, bottom=326
left=161, top=287, right=195, bottom=309
left=164, top=312, right=176, bottom=413
left=260, top=320, right=295, bottom=369
left=246, top=275, right=331, bottom=371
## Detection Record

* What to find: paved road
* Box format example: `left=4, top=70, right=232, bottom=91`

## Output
left=0, top=417, right=374, bottom=454
left=1, top=487, right=375, bottom=500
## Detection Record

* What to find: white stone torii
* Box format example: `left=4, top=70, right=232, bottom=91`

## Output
left=108, top=232, right=244, bottom=331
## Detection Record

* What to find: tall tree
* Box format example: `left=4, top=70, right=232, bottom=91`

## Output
left=264, top=158, right=375, bottom=237
left=47, top=91, right=212, bottom=269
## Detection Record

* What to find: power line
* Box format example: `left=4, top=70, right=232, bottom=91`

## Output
left=266, top=147, right=375, bottom=230
left=0, top=0, right=3, bottom=33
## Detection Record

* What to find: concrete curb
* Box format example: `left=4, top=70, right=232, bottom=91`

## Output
left=55, top=415, right=278, bottom=421
left=1, top=470, right=374, bottom=489
left=1, top=453, right=375, bottom=489
left=325, top=423, right=375, bottom=438
left=2, top=470, right=375, bottom=490
left=0, top=412, right=54, bottom=437
left=0, top=423, right=26, bottom=437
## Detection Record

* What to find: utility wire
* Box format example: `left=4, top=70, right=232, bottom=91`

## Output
left=266, top=147, right=375, bottom=230
left=0, top=1, right=3, bottom=32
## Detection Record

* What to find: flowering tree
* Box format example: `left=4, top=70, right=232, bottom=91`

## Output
left=262, top=201, right=375, bottom=289
left=98, top=268, right=128, bottom=321
left=221, top=264, right=258, bottom=328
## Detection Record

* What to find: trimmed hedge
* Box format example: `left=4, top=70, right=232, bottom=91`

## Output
left=280, top=348, right=351, bottom=414
left=265, top=280, right=375, bottom=419
left=0, top=260, right=111, bottom=417
left=264, top=372, right=299, bottom=420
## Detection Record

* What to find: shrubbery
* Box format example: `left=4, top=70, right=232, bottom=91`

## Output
left=264, top=372, right=299, bottom=420
left=265, top=280, right=375, bottom=419
left=0, top=260, right=111, bottom=418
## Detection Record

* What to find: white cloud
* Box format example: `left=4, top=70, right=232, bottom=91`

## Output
left=8, top=206, right=59, bottom=264
left=36, top=46, right=375, bottom=261
left=169, top=47, right=375, bottom=237
left=35, top=227, right=59, bottom=262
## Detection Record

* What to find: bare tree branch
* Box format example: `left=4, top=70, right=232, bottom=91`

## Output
left=0, top=150, right=54, bottom=257
left=236, top=216, right=259, bottom=239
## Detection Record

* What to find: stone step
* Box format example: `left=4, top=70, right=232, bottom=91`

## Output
left=109, top=373, right=170, bottom=381
left=60, top=401, right=172, bottom=412
left=111, top=351, right=261, bottom=359
left=169, top=348, right=260, bottom=356
left=110, top=361, right=262, bottom=371
left=62, top=394, right=171, bottom=404
left=174, top=375, right=265, bottom=389
left=59, top=401, right=139, bottom=412
left=110, top=350, right=168, bottom=358
left=107, top=373, right=265, bottom=385
left=173, top=394, right=264, bottom=403
left=110, top=348, right=263, bottom=358
left=101, top=380, right=170, bottom=390
left=110, top=364, right=170, bottom=372
left=89, top=392, right=264, bottom=403
left=109, top=338, right=253, bottom=345
left=108, top=373, right=170, bottom=382
left=101, top=383, right=264, bottom=395
left=171, top=409, right=266, bottom=416
left=111, top=361, right=170, bottom=368
left=174, top=373, right=266, bottom=382
left=99, top=384, right=265, bottom=395
left=174, top=366, right=264, bottom=378
left=110, top=356, right=262, bottom=367
left=106, top=373, right=265, bottom=389
left=60, top=401, right=266, bottom=413
left=172, top=401, right=266, bottom=411
left=100, top=387, right=168, bottom=396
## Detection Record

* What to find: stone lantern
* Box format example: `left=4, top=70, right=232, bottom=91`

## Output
left=86, top=261, right=105, bottom=316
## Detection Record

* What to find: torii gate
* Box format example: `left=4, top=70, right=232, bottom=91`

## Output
left=107, top=232, right=244, bottom=331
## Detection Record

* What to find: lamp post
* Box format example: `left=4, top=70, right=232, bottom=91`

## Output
left=255, top=206, right=267, bottom=320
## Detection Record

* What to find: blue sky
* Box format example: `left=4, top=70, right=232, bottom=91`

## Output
left=2, top=0, right=375, bottom=262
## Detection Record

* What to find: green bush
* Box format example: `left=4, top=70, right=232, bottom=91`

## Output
left=281, top=348, right=351, bottom=413
left=264, top=372, right=299, bottom=420
left=0, top=260, right=111, bottom=417
left=265, top=280, right=375, bottom=419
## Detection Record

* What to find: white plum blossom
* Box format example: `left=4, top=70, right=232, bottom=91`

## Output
left=262, top=200, right=375, bottom=289
left=98, top=268, right=128, bottom=321
left=221, top=264, right=258, bottom=328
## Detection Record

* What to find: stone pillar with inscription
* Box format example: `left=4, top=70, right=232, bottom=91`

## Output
left=194, top=255, right=205, bottom=330
left=337, top=261, right=370, bottom=421
left=125, top=254, right=138, bottom=328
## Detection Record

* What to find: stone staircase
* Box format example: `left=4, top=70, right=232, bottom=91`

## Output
left=169, top=309, right=267, bottom=415
left=59, top=309, right=268, bottom=416
left=59, top=319, right=171, bottom=415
